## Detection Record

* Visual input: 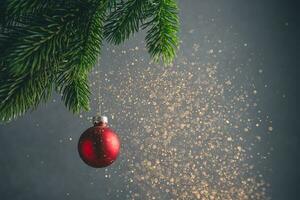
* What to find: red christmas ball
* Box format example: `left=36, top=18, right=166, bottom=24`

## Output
left=78, top=118, right=120, bottom=168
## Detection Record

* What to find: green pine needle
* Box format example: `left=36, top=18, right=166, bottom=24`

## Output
left=104, top=0, right=146, bottom=44
left=60, top=75, right=90, bottom=113
left=56, top=0, right=108, bottom=113
left=0, top=68, right=53, bottom=121
left=144, top=0, right=179, bottom=64
left=0, top=0, right=180, bottom=122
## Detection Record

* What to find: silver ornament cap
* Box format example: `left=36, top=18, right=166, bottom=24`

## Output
left=92, top=115, right=108, bottom=125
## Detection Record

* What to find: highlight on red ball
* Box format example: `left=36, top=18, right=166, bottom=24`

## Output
left=78, top=116, right=120, bottom=168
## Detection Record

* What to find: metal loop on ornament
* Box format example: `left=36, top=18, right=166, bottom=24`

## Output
left=92, top=115, right=108, bottom=127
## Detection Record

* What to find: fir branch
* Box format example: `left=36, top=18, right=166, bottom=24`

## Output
left=74, top=1, right=107, bottom=74
left=60, top=75, right=90, bottom=113
left=6, top=0, right=53, bottom=16
left=0, top=13, right=64, bottom=121
left=104, top=0, right=146, bottom=44
left=0, top=0, right=181, bottom=122
left=0, top=1, right=98, bottom=120
left=2, top=0, right=54, bottom=29
left=107, top=0, right=120, bottom=11
left=144, top=0, right=179, bottom=64
left=56, top=0, right=108, bottom=113
left=0, top=68, right=53, bottom=121
left=1, top=14, right=69, bottom=76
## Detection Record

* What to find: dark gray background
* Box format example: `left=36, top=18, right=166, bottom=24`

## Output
left=0, top=0, right=299, bottom=199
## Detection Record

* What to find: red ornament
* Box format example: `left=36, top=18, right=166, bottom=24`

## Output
left=78, top=116, right=120, bottom=168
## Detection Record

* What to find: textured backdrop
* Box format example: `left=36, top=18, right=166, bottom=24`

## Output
left=0, top=0, right=299, bottom=199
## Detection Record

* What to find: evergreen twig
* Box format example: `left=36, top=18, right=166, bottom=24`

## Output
left=104, top=0, right=146, bottom=44
left=0, top=0, right=180, bottom=122
left=144, top=0, right=179, bottom=64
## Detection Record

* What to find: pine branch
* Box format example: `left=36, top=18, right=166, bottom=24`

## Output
left=104, top=0, right=146, bottom=44
left=6, top=0, right=53, bottom=16
left=0, top=67, right=53, bottom=121
left=0, top=0, right=181, bottom=122
left=56, top=0, right=108, bottom=113
left=1, top=14, right=69, bottom=76
left=144, top=0, right=179, bottom=64
left=60, top=75, right=90, bottom=113
left=72, top=1, right=107, bottom=74
left=2, top=0, right=55, bottom=29
left=107, top=0, right=121, bottom=11
left=0, top=1, right=99, bottom=120
left=0, top=12, right=67, bottom=121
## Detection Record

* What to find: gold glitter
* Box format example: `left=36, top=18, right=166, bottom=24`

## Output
left=83, top=46, right=272, bottom=200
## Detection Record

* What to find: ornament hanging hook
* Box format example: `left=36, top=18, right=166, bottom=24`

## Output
left=96, top=62, right=102, bottom=116
left=92, top=115, right=108, bottom=127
